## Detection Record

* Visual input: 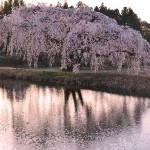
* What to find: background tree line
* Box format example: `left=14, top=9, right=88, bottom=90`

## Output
left=0, top=0, right=25, bottom=17
left=94, top=2, right=150, bottom=43
left=0, top=0, right=149, bottom=42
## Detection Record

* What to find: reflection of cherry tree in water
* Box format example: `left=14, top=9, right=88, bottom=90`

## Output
left=12, top=88, right=85, bottom=148
left=0, top=81, right=30, bottom=101
left=64, top=88, right=84, bottom=112
left=0, top=82, right=52, bottom=148
left=63, top=89, right=150, bottom=141
left=1, top=84, right=150, bottom=147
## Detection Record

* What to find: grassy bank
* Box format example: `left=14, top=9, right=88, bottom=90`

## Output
left=0, top=68, right=149, bottom=97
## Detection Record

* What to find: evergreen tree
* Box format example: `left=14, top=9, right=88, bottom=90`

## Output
left=106, top=8, right=122, bottom=24
left=121, top=7, right=129, bottom=25
left=62, top=0, right=68, bottom=9
left=99, top=2, right=107, bottom=14
left=13, top=0, right=19, bottom=7
left=2, top=0, right=25, bottom=16
left=127, top=8, right=141, bottom=31
left=3, top=0, right=12, bottom=15
left=121, top=7, right=141, bottom=31
left=94, top=6, right=99, bottom=12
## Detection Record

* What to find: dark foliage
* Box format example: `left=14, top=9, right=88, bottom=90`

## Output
left=1, top=0, right=25, bottom=16
left=94, top=3, right=150, bottom=42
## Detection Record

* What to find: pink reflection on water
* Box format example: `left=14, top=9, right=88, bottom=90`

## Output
left=0, top=82, right=149, bottom=150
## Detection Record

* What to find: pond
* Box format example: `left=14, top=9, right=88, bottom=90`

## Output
left=0, top=81, right=150, bottom=150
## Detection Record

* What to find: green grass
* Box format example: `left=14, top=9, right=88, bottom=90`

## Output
left=28, top=69, right=71, bottom=75
left=14, top=68, right=150, bottom=79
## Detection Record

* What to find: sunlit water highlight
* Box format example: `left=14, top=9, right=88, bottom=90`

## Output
left=0, top=81, right=150, bottom=150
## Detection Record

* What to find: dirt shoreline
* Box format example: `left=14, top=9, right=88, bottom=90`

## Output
left=0, top=68, right=149, bottom=97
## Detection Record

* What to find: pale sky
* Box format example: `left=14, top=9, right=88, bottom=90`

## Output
left=25, top=0, right=150, bottom=22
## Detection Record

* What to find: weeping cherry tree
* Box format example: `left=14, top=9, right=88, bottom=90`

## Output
left=0, top=3, right=149, bottom=73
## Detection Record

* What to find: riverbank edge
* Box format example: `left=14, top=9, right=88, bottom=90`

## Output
left=0, top=68, right=150, bottom=97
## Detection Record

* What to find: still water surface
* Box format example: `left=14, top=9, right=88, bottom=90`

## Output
left=0, top=81, right=150, bottom=150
